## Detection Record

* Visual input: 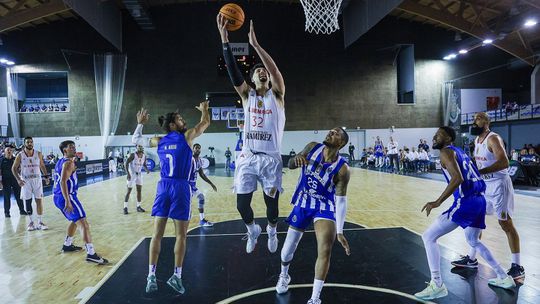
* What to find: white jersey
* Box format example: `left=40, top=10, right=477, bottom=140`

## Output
left=474, top=132, right=508, bottom=182
left=243, top=89, right=285, bottom=157
left=129, top=152, right=146, bottom=174
left=20, top=150, right=42, bottom=180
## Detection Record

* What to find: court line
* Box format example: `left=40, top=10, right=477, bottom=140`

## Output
left=215, top=283, right=436, bottom=304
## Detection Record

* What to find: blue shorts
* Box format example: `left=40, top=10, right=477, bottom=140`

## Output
left=443, top=194, right=486, bottom=229
left=53, top=193, right=86, bottom=222
left=152, top=178, right=191, bottom=221
left=286, top=205, right=335, bottom=231
left=375, top=152, right=383, bottom=157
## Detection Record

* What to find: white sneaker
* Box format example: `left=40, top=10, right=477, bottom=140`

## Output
left=488, top=275, right=516, bottom=290
left=37, top=222, right=49, bottom=230
left=27, top=222, right=36, bottom=231
left=307, top=299, right=321, bottom=304
left=246, top=224, right=262, bottom=253
left=414, top=280, right=448, bottom=300
left=275, top=273, right=291, bottom=294
left=267, top=226, right=278, bottom=253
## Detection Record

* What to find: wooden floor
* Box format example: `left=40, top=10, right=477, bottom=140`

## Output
left=0, top=168, right=539, bottom=303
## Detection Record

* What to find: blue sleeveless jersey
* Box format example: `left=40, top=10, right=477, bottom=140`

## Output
left=53, top=158, right=78, bottom=195
left=157, top=131, right=192, bottom=180
left=441, top=145, right=486, bottom=200
left=291, top=143, right=347, bottom=212
left=374, top=143, right=384, bottom=156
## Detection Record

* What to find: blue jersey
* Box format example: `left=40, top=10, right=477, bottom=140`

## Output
left=53, top=157, right=78, bottom=196
left=291, top=143, right=347, bottom=212
left=441, top=145, right=486, bottom=200
left=157, top=131, right=192, bottom=180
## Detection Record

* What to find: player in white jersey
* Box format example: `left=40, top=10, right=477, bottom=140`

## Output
left=275, top=128, right=351, bottom=304
left=123, top=145, right=150, bottom=215
left=218, top=16, right=285, bottom=253
left=190, top=143, right=217, bottom=227
left=451, top=112, right=524, bottom=279
left=11, top=137, right=50, bottom=231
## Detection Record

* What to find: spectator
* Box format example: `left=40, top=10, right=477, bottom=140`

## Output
left=1, top=145, right=27, bottom=217
left=359, top=148, right=367, bottom=166
left=387, top=137, right=399, bottom=173
left=410, top=147, right=420, bottom=172
left=399, top=149, right=407, bottom=172
left=367, top=148, right=375, bottom=167
left=511, top=149, right=519, bottom=161
left=289, top=149, right=296, bottom=157
left=418, top=148, right=429, bottom=172
left=348, top=143, right=355, bottom=161
left=225, top=147, right=232, bottom=171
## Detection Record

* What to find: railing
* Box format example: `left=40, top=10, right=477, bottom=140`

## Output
left=461, top=104, right=540, bottom=125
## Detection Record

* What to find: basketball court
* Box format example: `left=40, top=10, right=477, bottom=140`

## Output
left=1, top=1, right=540, bottom=303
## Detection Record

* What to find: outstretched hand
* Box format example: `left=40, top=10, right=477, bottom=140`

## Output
left=248, top=20, right=259, bottom=47
left=421, top=201, right=440, bottom=217
left=137, top=108, right=150, bottom=125
left=195, top=101, right=209, bottom=112
left=216, top=13, right=229, bottom=42
left=337, top=234, right=351, bottom=256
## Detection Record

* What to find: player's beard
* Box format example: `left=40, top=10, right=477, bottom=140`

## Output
left=470, top=124, right=484, bottom=136
left=432, top=142, right=444, bottom=150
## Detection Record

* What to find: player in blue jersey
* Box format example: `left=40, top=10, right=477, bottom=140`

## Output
left=414, top=126, right=515, bottom=301
left=132, top=103, right=210, bottom=295
left=275, top=128, right=351, bottom=304
left=53, top=140, right=108, bottom=264
left=190, top=143, right=217, bottom=227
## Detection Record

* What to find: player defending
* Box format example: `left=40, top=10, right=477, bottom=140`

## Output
left=53, top=140, right=108, bottom=264
left=414, top=127, right=514, bottom=300
left=190, top=143, right=217, bottom=227
left=133, top=103, right=210, bottom=295
left=218, top=15, right=286, bottom=254
left=12, top=136, right=50, bottom=231
left=451, top=112, right=524, bottom=279
left=123, top=145, right=150, bottom=215
left=275, top=128, right=351, bottom=304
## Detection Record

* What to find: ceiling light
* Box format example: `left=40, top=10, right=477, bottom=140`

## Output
left=443, top=56, right=451, bottom=60
left=524, top=19, right=538, bottom=27
left=483, top=39, right=493, bottom=44
left=0, top=58, right=7, bottom=64
left=459, top=49, right=468, bottom=54
left=6, top=61, right=14, bottom=65
left=449, top=54, right=457, bottom=59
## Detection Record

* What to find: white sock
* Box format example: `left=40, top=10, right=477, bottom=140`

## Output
left=137, top=201, right=141, bottom=207
left=64, top=236, right=73, bottom=246
left=281, top=264, right=290, bottom=276
left=174, top=266, right=182, bottom=278
left=124, top=201, right=128, bottom=208
left=431, top=270, right=443, bottom=287
left=267, top=224, right=277, bottom=236
left=311, top=279, right=324, bottom=300
left=511, top=253, right=520, bottom=265
left=468, top=247, right=477, bottom=260
left=465, top=227, right=507, bottom=279
left=37, top=215, right=42, bottom=223
left=85, top=243, right=95, bottom=255
left=149, top=265, right=156, bottom=276
left=246, top=222, right=257, bottom=235
left=200, top=213, right=205, bottom=221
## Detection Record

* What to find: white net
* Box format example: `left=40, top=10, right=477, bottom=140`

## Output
left=300, top=0, right=343, bottom=34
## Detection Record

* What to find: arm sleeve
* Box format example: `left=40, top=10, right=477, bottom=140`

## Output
left=132, top=124, right=145, bottom=146
left=335, top=196, right=347, bottom=234
left=223, top=43, right=245, bottom=86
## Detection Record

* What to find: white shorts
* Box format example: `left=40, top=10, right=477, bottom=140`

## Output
left=20, top=178, right=43, bottom=200
left=127, top=173, right=143, bottom=188
left=484, top=176, right=514, bottom=221
left=233, top=151, right=283, bottom=198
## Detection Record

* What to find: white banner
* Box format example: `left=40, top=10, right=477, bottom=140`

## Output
left=0, top=97, right=7, bottom=126
left=230, top=43, right=249, bottom=55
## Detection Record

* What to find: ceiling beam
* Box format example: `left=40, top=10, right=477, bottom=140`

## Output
left=0, top=0, right=70, bottom=33
left=397, top=0, right=535, bottom=66
left=5, top=0, right=30, bottom=16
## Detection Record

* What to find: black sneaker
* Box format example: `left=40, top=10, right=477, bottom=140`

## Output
left=123, top=207, right=128, bottom=215
left=19, top=210, right=28, bottom=215
left=86, top=253, right=109, bottom=265
left=4, top=212, right=10, bottom=218
left=451, top=255, right=478, bottom=268
left=507, top=263, right=525, bottom=280
left=62, top=244, right=83, bottom=253
left=137, top=206, right=146, bottom=212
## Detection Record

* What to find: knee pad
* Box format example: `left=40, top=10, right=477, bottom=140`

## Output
left=197, top=193, right=205, bottom=209
left=263, top=192, right=279, bottom=224
left=281, top=228, right=303, bottom=262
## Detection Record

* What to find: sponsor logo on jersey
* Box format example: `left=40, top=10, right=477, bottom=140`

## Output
left=257, top=99, right=264, bottom=108
left=292, top=215, right=297, bottom=222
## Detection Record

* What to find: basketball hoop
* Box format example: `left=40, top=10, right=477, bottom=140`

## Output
left=300, top=0, right=343, bottom=34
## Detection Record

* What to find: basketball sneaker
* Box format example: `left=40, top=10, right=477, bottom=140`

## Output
left=123, top=207, right=128, bottom=215
left=136, top=206, right=146, bottom=212
left=451, top=255, right=478, bottom=268
left=414, top=281, right=448, bottom=300
left=307, top=299, right=321, bottom=304
left=267, top=226, right=278, bottom=253
left=146, top=275, right=158, bottom=294
left=507, top=263, right=525, bottom=280
left=37, top=222, right=49, bottom=230
left=62, top=244, right=83, bottom=253
left=488, top=275, right=516, bottom=289
left=86, top=253, right=109, bottom=265
left=19, top=210, right=28, bottom=215
left=246, top=224, right=261, bottom=253
left=27, top=222, right=36, bottom=231
left=200, top=219, right=214, bottom=227
left=167, top=275, right=185, bottom=294
left=275, top=273, right=291, bottom=294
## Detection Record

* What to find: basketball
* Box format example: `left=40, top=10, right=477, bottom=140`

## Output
left=219, top=3, right=244, bottom=31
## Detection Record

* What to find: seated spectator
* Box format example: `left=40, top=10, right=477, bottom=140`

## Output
left=511, top=149, right=519, bottom=161
left=289, top=149, right=296, bottom=157
left=359, top=148, right=367, bottom=166
left=367, top=150, right=375, bottom=167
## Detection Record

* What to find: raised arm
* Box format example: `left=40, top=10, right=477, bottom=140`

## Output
left=185, top=101, right=211, bottom=144
left=479, top=135, right=509, bottom=174
left=217, top=14, right=250, bottom=101
left=288, top=142, right=318, bottom=170
left=248, top=21, right=285, bottom=103
left=132, top=108, right=150, bottom=146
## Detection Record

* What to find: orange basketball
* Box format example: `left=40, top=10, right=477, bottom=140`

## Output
left=219, top=3, right=244, bottom=31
